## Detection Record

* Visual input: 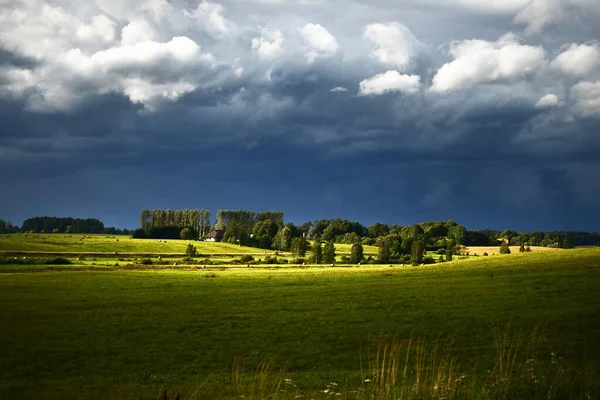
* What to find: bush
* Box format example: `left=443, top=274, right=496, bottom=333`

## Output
left=422, top=256, right=436, bottom=265
left=263, top=256, right=279, bottom=264
left=483, top=252, right=488, bottom=256
left=186, top=243, right=197, bottom=258
left=52, top=228, right=60, bottom=234
left=140, top=258, right=153, bottom=265
left=240, top=254, right=255, bottom=263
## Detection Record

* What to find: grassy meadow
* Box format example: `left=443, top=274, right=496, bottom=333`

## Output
left=0, top=247, right=599, bottom=399
left=0, top=234, right=377, bottom=256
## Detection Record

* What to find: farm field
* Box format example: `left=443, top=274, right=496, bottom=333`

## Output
left=0, top=248, right=599, bottom=399
left=0, top=234, right=275, bottom=255
left=464, top=246, right=560, bottom=256
left=0, top=234, right=372, bottom=256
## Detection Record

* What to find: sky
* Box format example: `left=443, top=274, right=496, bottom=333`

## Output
left=1, top=0, right=599, bottom=232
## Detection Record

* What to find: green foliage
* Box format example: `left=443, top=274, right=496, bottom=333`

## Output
left=273, top=226, right=293, bottom=252
left=291, top=236, right=308, bottom=257
left=65, top=225, right=72, bottom=234
left=141, top=209, right=211, bottom=237
left=323, top=241, right=336, bottom=264
left=519, top=243, right=526, bottom=253
left=239, top=254, right=254, bottom=263
left=500, top=242, right=511, bottom=254
left=411, top=239, right=425, bottom=264
left=337, top=232, right=361, bottom=244
left=180, top=227, right=194, bottom=241
left=350, top=242, right=364, bottom=263
left=52, top=228, right=60, bottom=234
left=139, top=258, right=153, bottom=265
left=252, top=219, right=279, bottom=238
left=311, top=240, right=323, bottom=264
left=378, top=237, right=391, bottom=263
left=368, top=222, right=389, bottom=238
left=446, top=239, right=456, bottom=261
left=185, top=243, right=197, bottom=258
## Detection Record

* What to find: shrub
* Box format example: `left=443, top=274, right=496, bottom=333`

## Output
left=422, top=256, right=436, bottom=265
left=264, top=256, right=278, bottom=264
left=180, top=228, right=194, bottom=240
left=483, top=252, right=489, bottom=256
left=186, top=243, right=197, bottom=258
left=52, top=228, right=60, bottom=234
left=140, top=258, right=153, bottom=265
left=525, top=246, right=532, bottom=252
left=500, top=242, right=511, bottom=254
left=240, top=254, right=255, bottom=263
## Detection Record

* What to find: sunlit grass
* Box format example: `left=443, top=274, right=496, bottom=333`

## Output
left=0, top=248, right=598, bottom=398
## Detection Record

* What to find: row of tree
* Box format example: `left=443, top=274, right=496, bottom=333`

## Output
left=138, top=209, right=211, bottom=239
left=19, top=217, right=106, bottom=234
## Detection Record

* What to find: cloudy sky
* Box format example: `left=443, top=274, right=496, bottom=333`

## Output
left=1, top=0, right=599, bottom=231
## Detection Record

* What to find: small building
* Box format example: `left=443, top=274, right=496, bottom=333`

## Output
left=205, top=229, right=225, bottom=242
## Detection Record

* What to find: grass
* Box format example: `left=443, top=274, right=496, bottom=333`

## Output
left=0, top=233, right=275, bottom=255
left=464, top=246, right=559, bottom=256
left=0, top=248, right=598, bottom=398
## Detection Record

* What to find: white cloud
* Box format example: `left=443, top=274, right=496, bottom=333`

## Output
left=298, top=23, right=339, bottom=62
left=330, top=86, right=348, bottom=92
left=76, top=15, right=116, bottom=43
left=359, top=70, right=421, bottom=96
left=430, top=33, right=546, bottom=93
left=122, top=78, right=197, bottom=110
left=535, top=94, right=560, bottom=108
left=183, top=1, right=235, bottom=37
left=570, top=81, right=600, bottom=117
left=364, top=22, right=423, bottom=71
left=251, top=27, right=284, bottom=59
left=91, top=36, right=212, bottom=72
left=513, top=0, right=600, bottom=34
left=121, top=19, right=157, bottom=46
left=551, top=43, right=600, bottom=78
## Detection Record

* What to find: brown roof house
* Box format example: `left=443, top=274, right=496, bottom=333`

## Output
left=206, top=229, right=225, bottom=242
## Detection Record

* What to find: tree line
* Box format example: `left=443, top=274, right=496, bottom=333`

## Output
left=137, top=209, right=211, bottom=239
left=18, top=217, right=107, bottom=234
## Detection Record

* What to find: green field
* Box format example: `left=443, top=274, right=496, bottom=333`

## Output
left=0, top=248, right=599, bottom=399
left=0, top=234, right=375, bottom=255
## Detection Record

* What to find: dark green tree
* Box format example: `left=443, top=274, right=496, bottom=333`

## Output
left=378, top=237, right=391, bottom=263
left=350, top=242, right=364, bottom=264
left=323, top=241, right=336, bottom=264
left=185, top=243, right=197, bottom=258
left=368, top=222, right=390, bottom=238
left=311, top=240, right=323, bottom=264
left=519, top=243, right=526, bottom=253
left=500, top=242, right=511, bottom=254
left=180, top=227, right=194, bottom=240
left=273, top=226, right=293, bottom=251
left=291, top=236, right=308, bottom=257
left=411, top=239, right=425, bottom=264
left=446, top=239, right=456, bottom=261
